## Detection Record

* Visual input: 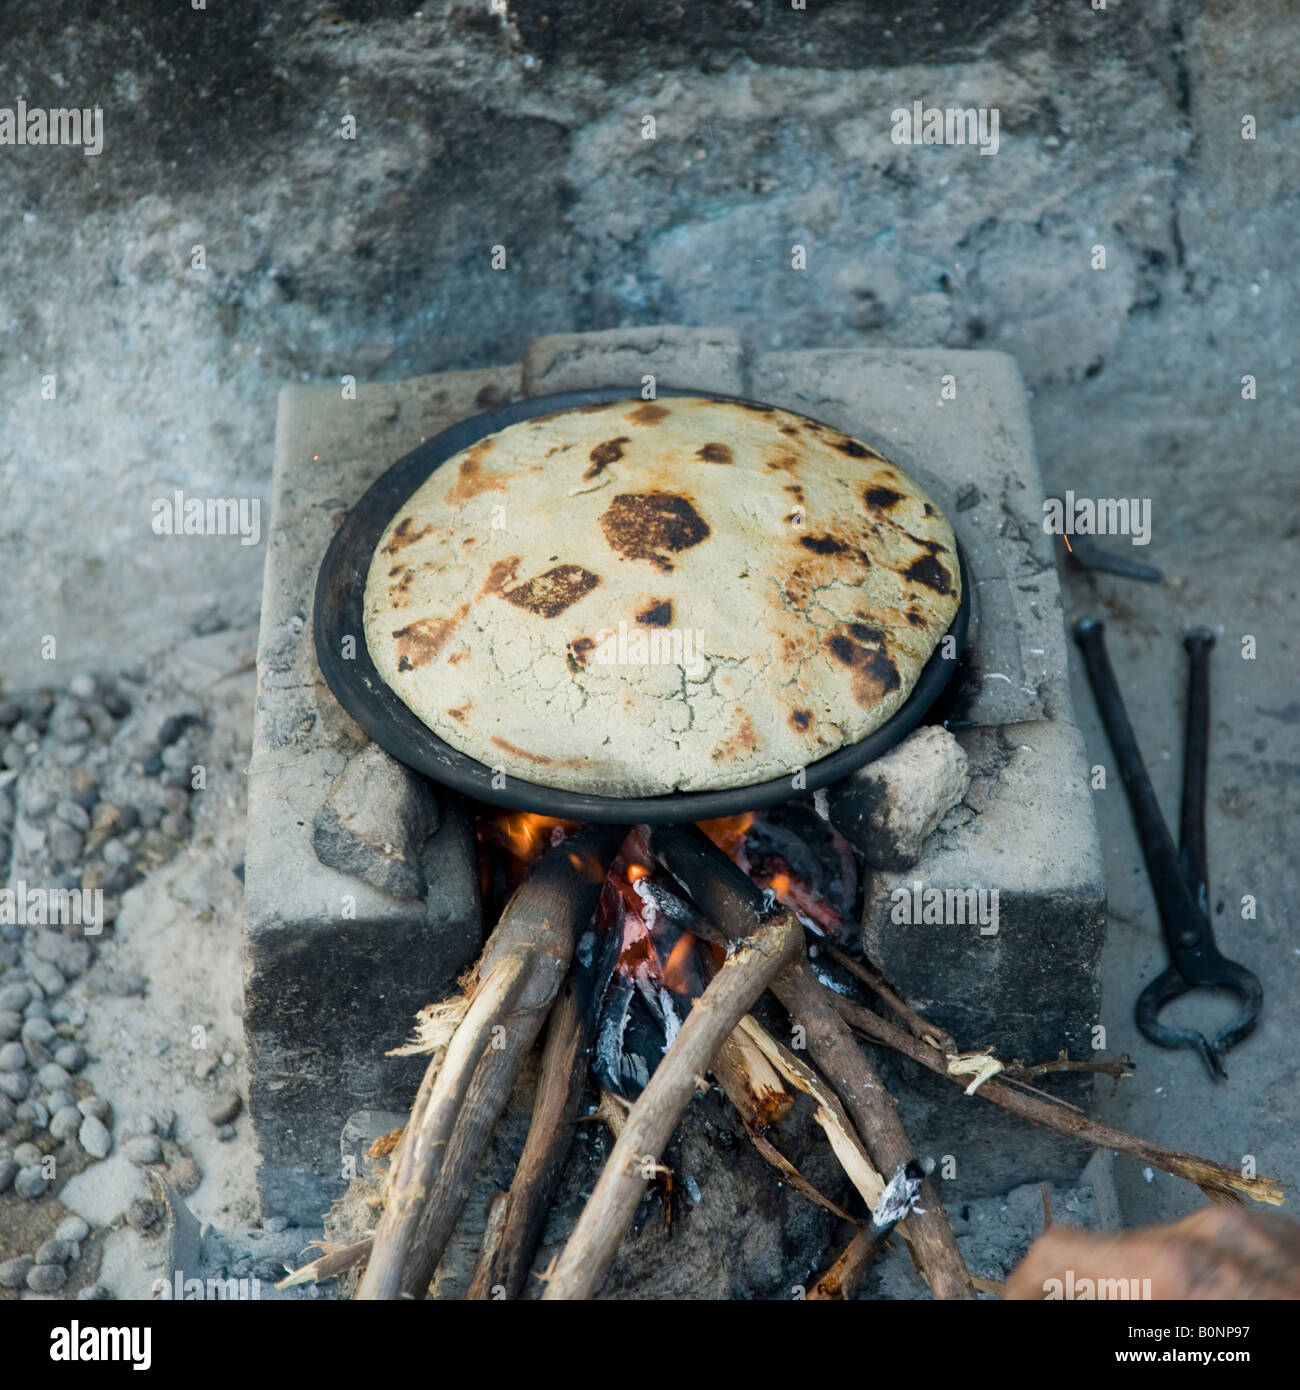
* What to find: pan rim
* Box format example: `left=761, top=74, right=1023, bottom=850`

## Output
left=313, top=385, right=971, bottom=824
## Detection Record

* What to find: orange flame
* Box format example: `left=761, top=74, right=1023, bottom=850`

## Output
left=488, top=812, right=575, bottom=866
left=696, top=812, right=754, bottom=859
left=662, top=932, right=697, bottom=993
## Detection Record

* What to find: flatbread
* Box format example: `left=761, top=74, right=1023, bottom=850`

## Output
left=362, top=396, right=960, bottom=796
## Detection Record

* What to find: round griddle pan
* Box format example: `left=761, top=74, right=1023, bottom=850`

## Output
left=314, top=386, right=971, bottom=824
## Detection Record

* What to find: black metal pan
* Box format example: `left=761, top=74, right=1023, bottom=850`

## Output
left=314, top=386, right=970, bottom=824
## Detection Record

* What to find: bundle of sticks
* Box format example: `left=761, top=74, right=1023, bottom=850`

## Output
left=282, top=822, right=1284, bottom=1302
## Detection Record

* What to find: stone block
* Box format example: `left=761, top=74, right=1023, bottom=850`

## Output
left=521, top=325, right=745, bottom=397
left=828, top=725, right=969, bottom=870
left=312, top=744, right=440, bottom=900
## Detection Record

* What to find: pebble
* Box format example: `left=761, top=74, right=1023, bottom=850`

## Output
left=263, top=1215, right=290, bottom=1234
left=220, top=1050, right=235, bottom=1068
left=105, top=970, right=145, bottom=997
left=158, top=714, right=191, bottom=746
left=23, top=1000, right=51, bottom=1024
left=195, top=1054, right=217, bottom=1080
left=168, top=1154, right=201, bottom=1196
left=121, top=662, right=148, bottom=683
left=27, top=1263, right=67, bottom=1292
left=50, top=1105, right=82, bottom=1142
left=0, top=1157, right=16, bottom=1192
left=35, top=1238, right=73, bottom=1265
left=26, top=959, right=66, bottom=999
left=207, top=1091, right=243, bottom=1126
left=137, top=804, right=164, bottom=830
left=141, top=753, right=164, bottom=777
left=55, top=800, right=91, bottom=831
left=46, top=822, right=85, bottom=867
left=56, top=1215, right=90, bottom=1243
left=103, top=690, right=132, bottom=719
left=15, top=1099, right=49, bottom=1129
left=0, top=699, right=22, bottom=727
left=0, top=788, right=13, bottom=826
left=0, top=978, right=32, bottom=1011
left=216, top=1123, right=236, bottom=1142
left=78, top=1283, right=113, bottom=1300
left=15, top=1166, right=48, bottom=1199
left=126, top=1198, right=162, bottom=1235
left=77, top=1094, right=110, bottom=1119
left=37, top=1062, right=71, bottom=1090
left=101, top=837, right=133, bottom=868
left=13, top=1140, right=42, bottom=1166
left=160, top=812, right=190, bottom=841
left=0, top=1010, right=22, bottom=1040
left=125, top=1113, right=157, bottom=1137
left=161, top=787, right=190, bottom=816
left=69, top=674, right=97, bottom=700
left=54, top=1042, right=86, bottom=1072
left=46, top=1088, right=75, bottom=1115
left=2, top=742, right=28, bottom=772
left=0, top=1039, right=26, bottom=1069
left=125, top=1134, right=164, bottom=1166
left=10, top=720, right=40, bottom=745
left=161, top=744, right=189, bottom=772
left=54, top=716, right=93, bottom=744
left=0, top=1256, right=34, bottom=1288
left=79, top=1115, right=112, bottom=1159
left=26, top=788, right=57, bottom=819
left=0, top=1069, right=29, bottom=1100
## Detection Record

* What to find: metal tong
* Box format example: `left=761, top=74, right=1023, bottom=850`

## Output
left=1073, top=620, right=1262, bottom=1080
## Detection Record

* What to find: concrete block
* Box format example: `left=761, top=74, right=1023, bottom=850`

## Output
left=521, top=324, right=745, bottom=396
left=244, top=367, right=512, bottom=1222
left=859, top=718, right=1107, bottom=1195
left=751, top=349, right=1072, bottom=729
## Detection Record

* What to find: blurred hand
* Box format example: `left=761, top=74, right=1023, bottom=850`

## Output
left=1005, top=1205, right=1300, bottom=1300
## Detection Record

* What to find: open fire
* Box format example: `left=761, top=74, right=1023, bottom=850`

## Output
left=475, top=804, right=860, bottom=1102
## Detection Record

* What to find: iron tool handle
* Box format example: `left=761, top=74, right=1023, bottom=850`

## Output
left=1180, top=629, right=1215, bottom=912
left=1073, top=619, right=1209, bottom=967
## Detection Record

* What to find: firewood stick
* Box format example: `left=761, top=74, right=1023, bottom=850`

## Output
left=713, top=1024, right=796, bottom=1128
left=357, top=823, right=628, bottom=1300
left=647, top=823, right=976, bottom=1302
left=807, top=1160, right=926, bottom=1300
left=712, top=1016, right=852, bottom=1221
left=468, top=962, right=597, bottom=1301
left=542, top=905, right=803, bottom=1299
left=825, top=988, right=1286, bottom=1206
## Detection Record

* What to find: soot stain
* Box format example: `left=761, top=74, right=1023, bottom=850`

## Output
left=501, top=564, right=601, bottom=618
left=599, top=492, right=710, bottom=573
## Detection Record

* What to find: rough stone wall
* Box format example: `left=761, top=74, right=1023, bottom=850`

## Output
left=3, top=1, right=1296, bottom=680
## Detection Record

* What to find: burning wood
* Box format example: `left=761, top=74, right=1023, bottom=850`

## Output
left=355, top=822, right=628, bottom=1300
left=646, top=822, right=977, bottom=1301
left=541, top=902, right=804, bottom=1300
left=467, top=955, right=598, bottom=1301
